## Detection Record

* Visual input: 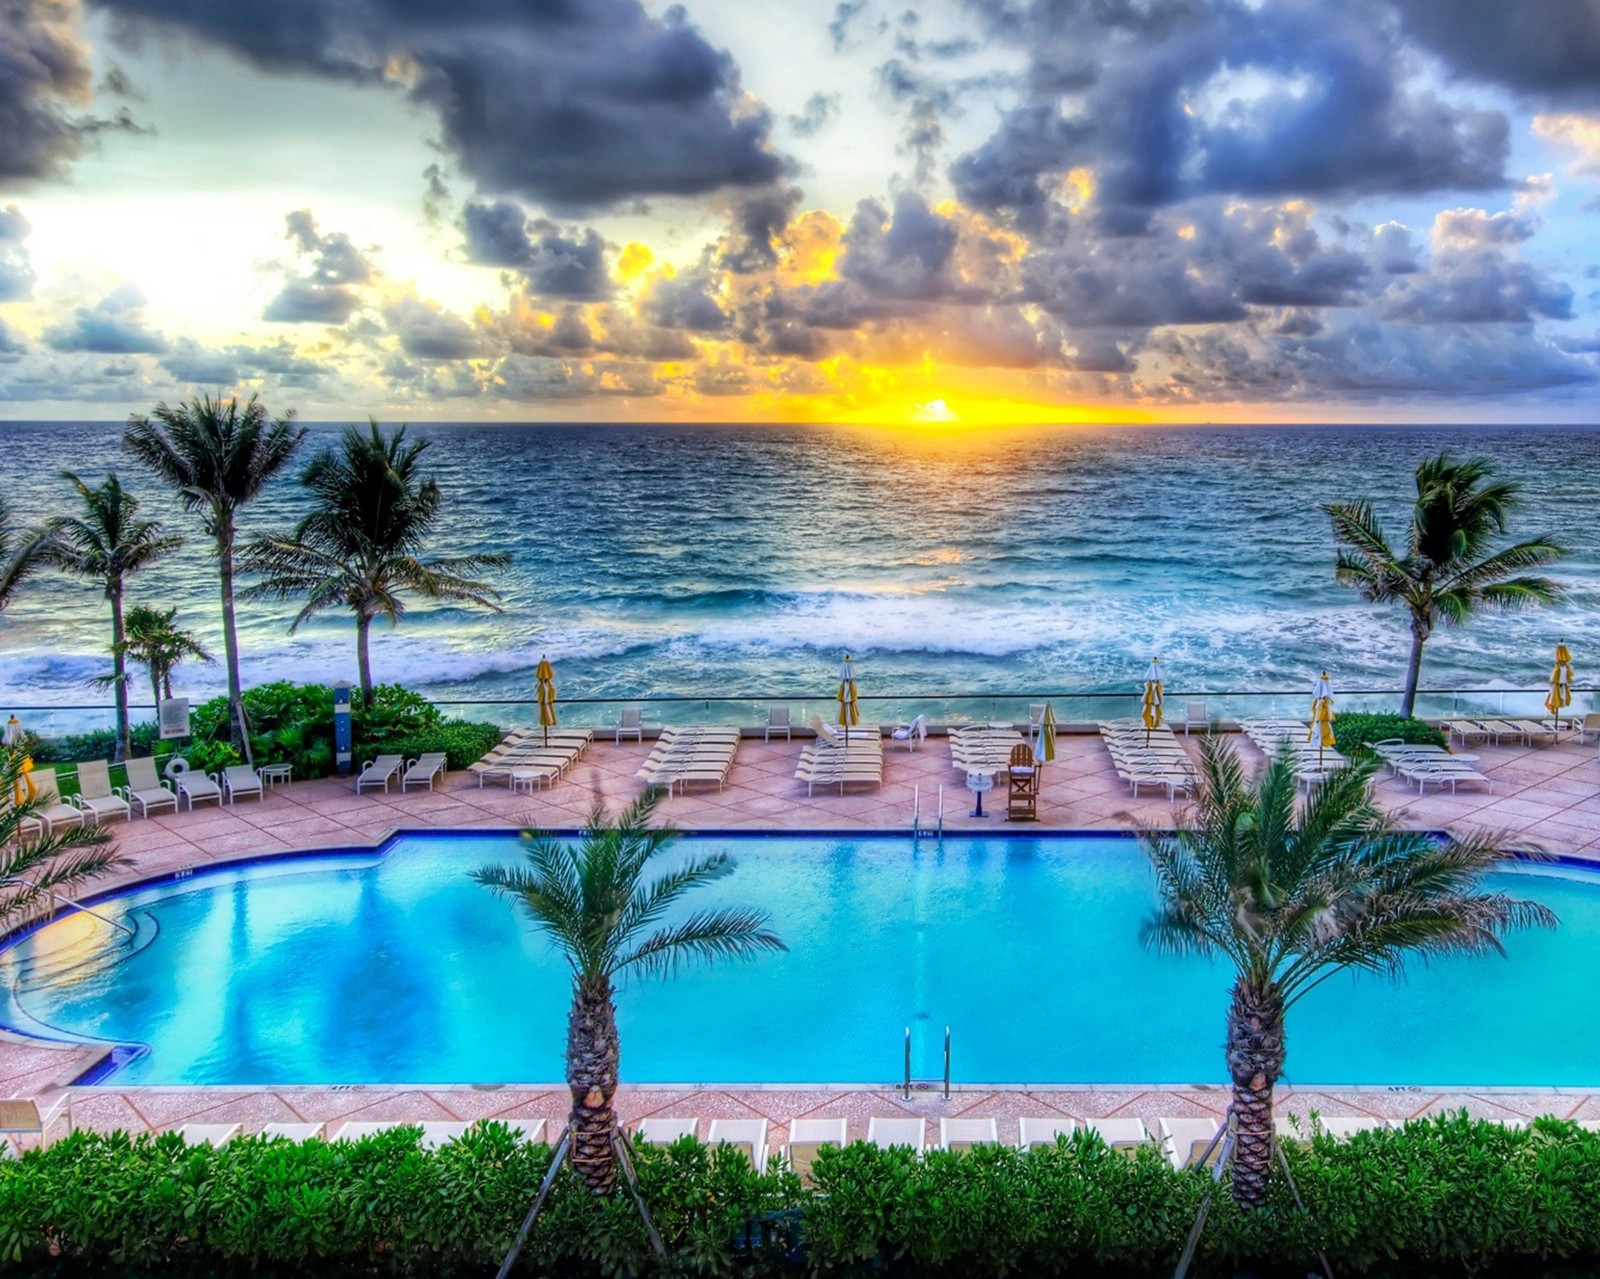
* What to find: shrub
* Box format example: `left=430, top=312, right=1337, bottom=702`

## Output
left=385, top=720, right=504, bottom=770
left=28, top=721, right=163, bottom=766
left=1332, top=711, right=1448, bottom=758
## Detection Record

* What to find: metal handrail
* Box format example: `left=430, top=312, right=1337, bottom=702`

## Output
left=3, top=877, right=136, bottom=937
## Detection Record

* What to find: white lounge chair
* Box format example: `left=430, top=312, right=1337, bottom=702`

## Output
left=355, top=755, right=404, bottom=793
left=28, top=769, right=86, bottom=833
left=615, top=708, right=644, bottom=744
left=419, top=1121, right=472, bottom=1149
left=176, top=1123, right=240, bottom=1146
left=1018, top=1116, right=1076, bottom=1149
left=168, top=763, right=222, bottom=810
left=71, top=761, right=130, bottom=825
left=708, top=1118, right=768, bottom=1168
left=1086, top=1117, right=1149, bottom=1152
left=221, top=764, right=263, bottom=804
left=117, top=756, right=176, bottom=817
left=636, top=1116, right=697, bottom=1143
left=765, top=707, right=791, bottom=742
left=401, top=753, right=448, bottom=791
left=330, top=1121, right=403, bottom=1141
left=260, top=1122, right=326, bottom=1141
left=867, top=1116, right=925, bottom=1152
left=891, top=714, right=927, bottom=752
left=785, top=1117, right=846, bottom=1184
left=1158, top=1117, right=1221, bottom=1169
left=938, top=1117, right=998, bottom=1151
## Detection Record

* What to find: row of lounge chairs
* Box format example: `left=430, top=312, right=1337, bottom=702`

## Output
left=637, top=727, right=740, bottom=794
left=948, top=723, right=1027, bottom=775
left=1099, top=720, right=1199, bottom=799
left=13, top=757, right=276, bottom=837
left=354, top=753, right=449, bottom=794
left=1370, top=739, right=1493, bottom=794
left=1442, top=717, right=1576, bottom=747
left=468, top=729, right=594, bottom=789
left=795, top=718, right=883, bottom=794
left=1240, top=719, right=1351, bottom=783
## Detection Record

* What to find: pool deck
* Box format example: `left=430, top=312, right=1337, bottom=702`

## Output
left=4, top=728, right=1599, bottom=1144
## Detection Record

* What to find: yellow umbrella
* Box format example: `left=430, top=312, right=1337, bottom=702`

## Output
left=535, top=656, right=558, bottom=746
left=1141, top=658, right=1164, bottom=745
left=837, top=655, right=859, bottom=743
left=1308, top=671, right=1336, bottom=764
left=1545, top=641, right=1574, bottom=735
left=1033, top=700, right=1057, bottom=764
left=4, top=715, right=35, bottom=805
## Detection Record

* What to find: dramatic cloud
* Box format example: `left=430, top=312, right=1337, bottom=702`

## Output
left=42, top=284, right=166, bottom=353
left=262, top=209, right=374, bottom=324
left=1393, top=0, right=1600, bottom=103
left=461, top=201, right=611, bottom=300
left=0, top=205, right=34, bottom=300
left=93, top=0, right=789, bottom=213
left=382, top=294, right=485, bottom=360
left=160, top=336, right=332, bottom=386
left=0, top=316, right=24, bottom=357
left=0, top=0, right=93, bottom=181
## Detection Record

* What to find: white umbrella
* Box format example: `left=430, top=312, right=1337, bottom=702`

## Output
left=3, top=714, right=22, bottom=747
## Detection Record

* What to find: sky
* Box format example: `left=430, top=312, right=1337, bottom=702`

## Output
left=1, top=0, right=1599, bottom=424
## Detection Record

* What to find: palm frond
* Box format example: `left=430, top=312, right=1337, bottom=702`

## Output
left=614, top=908, right=786, bottom=980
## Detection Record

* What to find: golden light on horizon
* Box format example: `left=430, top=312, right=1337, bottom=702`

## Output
left=913, top=398, right=958, bottom=422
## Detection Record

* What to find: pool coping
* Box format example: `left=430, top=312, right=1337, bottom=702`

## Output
left=5, top=824, right=1598, bottom=1096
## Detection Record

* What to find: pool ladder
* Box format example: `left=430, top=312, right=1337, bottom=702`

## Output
left=902, top=1025, right=951, bottom=1100
left=911, top=785, right=943, bottom=841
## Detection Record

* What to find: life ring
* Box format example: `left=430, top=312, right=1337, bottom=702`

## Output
left=164, top=757, right=190, bottom=780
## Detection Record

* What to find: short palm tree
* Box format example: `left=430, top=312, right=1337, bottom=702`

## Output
left=47, top=473, right=183, bottom=760
left=1141, top=736, right=1553, bottom=1210
left=243, top=420, right=509, bottom=703
left=1324, top=452, right=1564, bottom=717
left=118, top=604, right=214, bottom=710
left=124, top=396, right=305, bottom=759
left=0, top=496, right=55, bottom=614
left=475, top=794, right=785, bottom=1196
left=0, top=746, right=126, bottom=933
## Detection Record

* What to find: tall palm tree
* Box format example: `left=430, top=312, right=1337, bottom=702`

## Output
left=0, top=746, right=127, bottom=933
left=0, top=496, right=55, bottom=614
left=118, top=604, right=214, bottom=710
left=1141, top=736, right=1553, bottom=1210
left=123, top=396, right=305, bottom=759
left=47, top=473, right=183, bottom=760
left=1324, top=452, right=1564, bottom=717
left=242, top=420, right=508, bottom=704
left=475, top=794, right=785, bottom=1196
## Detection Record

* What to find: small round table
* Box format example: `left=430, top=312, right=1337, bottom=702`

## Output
left=258, top=763, right=293, bottom=790
left=965, top=770, right=994, bottom=817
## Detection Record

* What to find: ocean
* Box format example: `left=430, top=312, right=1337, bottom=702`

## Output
left=0, top=420, right=1594, bottom=730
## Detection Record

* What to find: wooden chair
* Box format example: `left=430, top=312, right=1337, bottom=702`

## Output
left=1007, top=743, right=1038, bottom=821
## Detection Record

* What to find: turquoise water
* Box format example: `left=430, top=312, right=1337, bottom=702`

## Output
left=2, top=833, right=1595, bottom=1087
left=1, top=422, right=1598, bottom=727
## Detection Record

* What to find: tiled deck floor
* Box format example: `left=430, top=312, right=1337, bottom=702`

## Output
left=5, top=729, right=1599, bottom=1138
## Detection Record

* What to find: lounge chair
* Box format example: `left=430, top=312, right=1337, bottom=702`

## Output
left=419, top=1121, right=471, bottom=1149
left=1442, top=719, right=1491, bottom=745
left=401, top=753, right=448, bottom=791
left=1184, top=701, right=1209, bottom=735
left=1394, top=758, right=1493, bottom=794
left=1017, top=1116, right=1075, bottom=1149
left=176, top=1123, right=240, bottom=1146
left=1086, top=1117, right=1149, bottom=1152
left=71, top=761, right=130, bottom=825
left=118, top=756, right=177, bottom=817
left=1573, top=713, right=1600, bottom=746
left=221, top=764, right=263, bottom=804
left=939, top=1117, right=998, bottom=1151
left=355, top=755, right=404, bottom=793
left=765, top=707, right=791, bottom=742
left=28, top=769, right=86, bottom=833
left=260, top=1122, right=326, bottom=1141
left=615, top=708, right=644, bottom=744
left=170, top=764, right=223, bottom=810
left=891, top=714, right=927, bottom=752
left=0, top=1095, right=72, bottom=1156
left=1158, top=1117, right=1221, bottom=1169
left=867, top=1116, right=925, bottom=1152
left=1318, top=1116, right=1389, bottom=1139
left=636, top=1117, right=697, bottom=1143
left=785, top=1117, right=847, bottom=1184
left=708, top=1118, right=768, bottom=1168
left=330, top=1121, right=403, bottom=1141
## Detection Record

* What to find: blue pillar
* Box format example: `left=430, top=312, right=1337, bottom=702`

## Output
left=334, top=681, right=353, bottom=775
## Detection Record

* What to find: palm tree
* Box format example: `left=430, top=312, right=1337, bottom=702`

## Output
left=118, top=604, right=214, bottom=710
left=0, top=496, right=55, bottom=614
left=123, top=396, right=305, bottom=759
left=0, top=746, right=127, bottom=933
left=242, top=420, right=508, bottom=704
left=1324, top=452, right=1564, bottom=717
left=47, top=473, right=183, bottom=760
left=1140, top=736, right=1553, bottom=1210
left=474, top=794, right=785, bottom=1196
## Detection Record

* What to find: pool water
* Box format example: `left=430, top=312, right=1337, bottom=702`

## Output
left=2, top=833, right=1596, bottom=1087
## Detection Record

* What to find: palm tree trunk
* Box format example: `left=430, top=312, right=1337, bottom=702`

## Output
left=217, top=527, right=251, bottom=763
left=566, top=976, right=620, bottom=1196
left=1400, top=616, right=1430, bottom=719
left=356, top=614, right=373, bottom=706
left=110, top=582, right=130, bottom=761
left=1225, top=975, right=1285, bottom=1210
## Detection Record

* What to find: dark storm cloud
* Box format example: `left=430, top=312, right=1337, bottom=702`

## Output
left=0, top=204, right=34, bottom=300
left=1392, top=0, right=1600, bottom=102
left=43, top=284, right=167, bottom=353
left=383, top=295, right=486, bottom=359
left=263, top=210, right=374, bottom=323
left=461, top=200, right=611, bottom=300
left=839, top=193, right=958, bottom=301
left=263, top=280, right=361, bottom=324
left=639, top=270, right=728, bottom=332
left=93, top=0, right=788, bottom=214
left=953, top=0, right=1510, bottom=218
left=1377, top=249, right=1573, bottom=324
left=718, top=186, right=802, bottom=274
left=0, top=0, right=93, bottom=181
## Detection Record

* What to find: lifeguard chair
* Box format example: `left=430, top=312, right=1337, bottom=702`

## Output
left=1006, top=743, right=1038, bottom=821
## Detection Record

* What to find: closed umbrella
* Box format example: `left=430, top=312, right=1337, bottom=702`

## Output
left=1033, top=700, right=1057, bottom=765
left=1308, top=671, right=1336, bottom=766
left=535, top=657, right=557, bottom=747
left=837, top=655, right=859, bottom=744
left=3, top=714, right=21, bottom=747
left=1141, top=659, right=1164, bottom=746
left=1546, top=641, right=1574, bottom=736
left=4, top=714, right=35, bottom=804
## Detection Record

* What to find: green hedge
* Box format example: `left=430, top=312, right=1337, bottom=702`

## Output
left=6, top=1114, right=1600, bottom=1277
left=1332, top=711, right=1448, bottom=758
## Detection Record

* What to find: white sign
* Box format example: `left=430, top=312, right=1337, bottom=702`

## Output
left=159, top=697, right=191, bottom=740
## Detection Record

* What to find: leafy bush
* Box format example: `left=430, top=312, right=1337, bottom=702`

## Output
left=27, top=722, right=163, bottom=766
left=1333, top=711, right=1448, bottom=758
left=385, top=719, right=504, bottom=770
left=7, top=1114, right=1600, bottom=1276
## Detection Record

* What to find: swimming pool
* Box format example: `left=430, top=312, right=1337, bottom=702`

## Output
left=2, top=832, right=1595, bottom=1087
